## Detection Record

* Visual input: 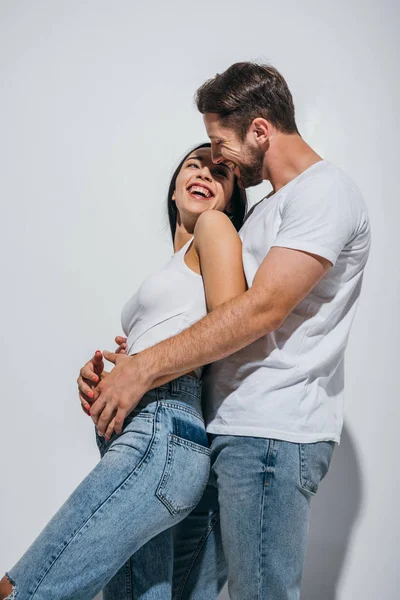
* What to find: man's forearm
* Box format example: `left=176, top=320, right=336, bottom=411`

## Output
left=138, top=288, right=278, bottom=387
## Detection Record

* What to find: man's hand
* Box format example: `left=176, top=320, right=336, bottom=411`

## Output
left=90, top=351, right=150, bottom=439
left=77, top=336, right=127, bottom=416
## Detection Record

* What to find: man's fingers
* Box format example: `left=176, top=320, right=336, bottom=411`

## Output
left=104, top=417, right=116, bottom=441
left=115, top=336, right=127, bottom=345
left=103, top=350, right=117, bottom=364
left=114, top=408, right=128, bottom=435
left=97, top=401, right=118, bottom=437
left=89, top=394, right=108, bottom=424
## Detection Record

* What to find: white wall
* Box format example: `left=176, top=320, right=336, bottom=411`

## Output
left=0, top=1, right=398, bottom=598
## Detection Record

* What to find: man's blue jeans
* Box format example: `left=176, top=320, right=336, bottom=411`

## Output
left=5, top=376, right=210, bottom=600
left=172, top=434, right=335, bottom=600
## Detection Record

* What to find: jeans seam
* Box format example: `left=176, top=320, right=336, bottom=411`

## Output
left=125, top=558, right=133, bottom=599
left=299, top=444, right=317, bottom=496
left=161, top=402, right=204, bottom=422
left=175, top=510, right=221, bottom=600
left=30, top=403, right=160, bottom=598
left=258, top=439, right=276, bottom=599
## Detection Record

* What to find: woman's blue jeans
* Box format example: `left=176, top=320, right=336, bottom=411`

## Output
left=6, top=375, right=210, bottom=600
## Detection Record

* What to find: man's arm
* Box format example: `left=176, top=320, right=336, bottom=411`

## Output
left=143, top=246, right=331, bottom=384
left=92, top=246, right=331, bottom=435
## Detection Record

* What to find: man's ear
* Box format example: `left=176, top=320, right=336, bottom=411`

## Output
left=250, top=118, right=270, bottom=144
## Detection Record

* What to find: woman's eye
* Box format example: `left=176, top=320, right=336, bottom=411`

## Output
left=187, top=162, right=199, bottom=168
left=214, top=169, right=228, bottom=178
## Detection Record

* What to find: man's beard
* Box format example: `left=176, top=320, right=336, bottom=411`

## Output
left=237, top=144, right=264, bottom=189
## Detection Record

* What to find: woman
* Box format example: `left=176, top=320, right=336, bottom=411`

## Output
left=0, top=143, right=247, bottom=600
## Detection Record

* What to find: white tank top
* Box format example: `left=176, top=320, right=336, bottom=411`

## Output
left=121, top=237, right=207, bottom=377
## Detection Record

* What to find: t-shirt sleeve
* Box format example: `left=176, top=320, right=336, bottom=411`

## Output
left=272, top=177, right=358, bottom=265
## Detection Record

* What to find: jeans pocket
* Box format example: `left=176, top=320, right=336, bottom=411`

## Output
left=299, top=441, right=335, bottom=495
left=156, top=434, right=211, bottom=515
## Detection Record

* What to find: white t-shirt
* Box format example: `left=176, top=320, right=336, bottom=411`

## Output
left=203, top=160, right=371, bottom=444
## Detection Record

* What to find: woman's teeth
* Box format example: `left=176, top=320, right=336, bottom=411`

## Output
left=189, top=185, right=212, bottom=198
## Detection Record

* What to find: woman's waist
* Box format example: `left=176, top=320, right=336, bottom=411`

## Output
left=137, top=374, right=203, bottom=419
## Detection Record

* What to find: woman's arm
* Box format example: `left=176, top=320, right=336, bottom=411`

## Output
left=193, top=210, right=247, bottom=311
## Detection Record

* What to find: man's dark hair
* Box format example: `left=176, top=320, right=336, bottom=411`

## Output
left=196, top=62, right=299, bottom=139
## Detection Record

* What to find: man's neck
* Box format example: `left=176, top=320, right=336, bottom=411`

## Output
left=265, top=134, right=323, bottom=192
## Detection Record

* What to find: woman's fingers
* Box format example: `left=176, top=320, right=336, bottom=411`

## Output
left=92, top=350, right=104, bottom=376
left=115, top=343, right=127, bottom=355
left=77, top=352, right=105, bottom=417
left=77, top=375, right=96, bottom=399
left=79, top=394, right=91, bottom=415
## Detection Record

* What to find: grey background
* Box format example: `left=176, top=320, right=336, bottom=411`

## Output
left=0, top=1, right=398, bottom=598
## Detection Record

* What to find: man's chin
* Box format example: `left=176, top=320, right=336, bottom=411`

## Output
left=239, top=175, right=264, bottom=189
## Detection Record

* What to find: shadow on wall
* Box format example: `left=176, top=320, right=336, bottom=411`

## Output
left=96, top=425, right=361, bottom=600
left=300, top=424, right=362, bottom=599
left=217, top=424, right=362, bottom=600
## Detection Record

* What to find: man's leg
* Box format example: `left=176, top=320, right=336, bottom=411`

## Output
left=213, top=435, right=335, bottom=600
left=173, top=456, right=227, bottom=599
left=103, top=530, right=174, bottom=600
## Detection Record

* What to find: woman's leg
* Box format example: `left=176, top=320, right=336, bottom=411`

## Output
left=101, top=379, right=211, bottom=600
left=2, top=378, right=210, bottom=600
left=0, top=576, right=14, bottom=599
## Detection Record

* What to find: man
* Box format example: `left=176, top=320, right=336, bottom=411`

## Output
left=83, top=62, right=370, bottom=598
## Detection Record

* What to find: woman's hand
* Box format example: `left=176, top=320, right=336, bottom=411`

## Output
left=77, top=336, right=127, bottom=415
left=114, top=336, right=128, bottom=355
left=77, top=351, right=105, bottom=415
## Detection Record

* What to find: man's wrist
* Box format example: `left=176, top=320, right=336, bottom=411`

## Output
left=130, top=351, right=158, bottom=389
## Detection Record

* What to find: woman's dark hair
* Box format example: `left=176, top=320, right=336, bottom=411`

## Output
left=167, top=143, right=247, bottom=240
left=196, top=62, right=299, bottom=139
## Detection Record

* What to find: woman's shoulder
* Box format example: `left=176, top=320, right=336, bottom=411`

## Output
left=193, top=210, right=237, bottom=239
left=193, top=210, right=241, bottom=258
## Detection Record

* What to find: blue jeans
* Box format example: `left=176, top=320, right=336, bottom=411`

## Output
left=172, top=434, right=335, bottom=600
left=6, top=375, right=210, bottom=600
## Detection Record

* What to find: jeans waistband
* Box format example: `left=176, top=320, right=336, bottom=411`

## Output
left=142, top=374, right=203, bottom=418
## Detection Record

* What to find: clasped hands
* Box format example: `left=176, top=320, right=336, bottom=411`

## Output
left=77, top=336, right=151, bottom=441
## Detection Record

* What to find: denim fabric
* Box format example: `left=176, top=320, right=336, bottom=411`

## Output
left=6, top=375, right=210, bottom=600
left=173, top=434, right=335, bottom=600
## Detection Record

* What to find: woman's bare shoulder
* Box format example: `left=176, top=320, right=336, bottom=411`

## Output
left=193, top=210, right=239, bottom=243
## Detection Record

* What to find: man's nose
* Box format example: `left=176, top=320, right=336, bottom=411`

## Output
left=211, top=145, right=223, bottom=164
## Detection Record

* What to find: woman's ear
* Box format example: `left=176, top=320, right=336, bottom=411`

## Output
left=172, top=191, right=176, bottom=202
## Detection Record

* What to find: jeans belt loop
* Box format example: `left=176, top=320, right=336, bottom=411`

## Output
left=169, top=378, right=180, bottom=396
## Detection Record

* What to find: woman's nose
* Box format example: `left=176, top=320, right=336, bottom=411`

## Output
left=199, top=167, right=212, bottom=181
